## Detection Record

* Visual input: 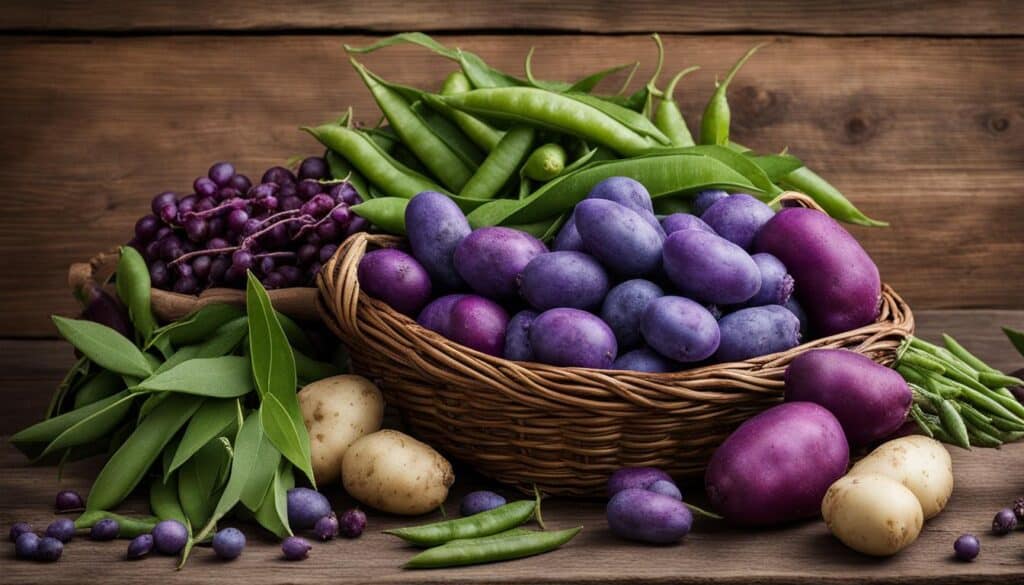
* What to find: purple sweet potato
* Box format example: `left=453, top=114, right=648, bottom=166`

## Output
left=529, top=308, right=617, bottom=368
left=453, top=226, right=547, bottom=299
left=662, top=229, right=761, bottom=305
left=357, top=248, right=432, bottom=316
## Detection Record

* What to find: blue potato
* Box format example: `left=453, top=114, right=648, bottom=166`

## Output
left=520, top=251, right=610, bottom=311
left=640, top=296, right=721, bottom=362
left=662, top=229, right=761, bottom=305
left=606, top=488, right=693, bottom=544
left=746, top=253, right=794, bottom=307
left=586, top=176, right=665, bottom=237
left=661, top=213, right=715, bottom=236
left=600, top=279, right=665, bottom=349
left=700, top=193, right=775, bottom=251
left=529, top=308, right=617, bottom=368
left=504, top=309, right=539, bottom=361
left=575, top=199, right=663, bottom=277
left=714, top=305, right=801, bottom=362
left=405, top=191, right=471, bottom=290
left=454, top=226, right=547, bottom=299
left=552, top=213, right=585, bottom=252
left=612, top=348, right=677, bottom=373
left=691, top=189, right=730, bottom=216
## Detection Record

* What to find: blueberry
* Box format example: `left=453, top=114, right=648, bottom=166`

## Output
left=281, top=536, right=311, bottom=561
left=992, top=508, right=1017, bottom=535
left=45, top=518, right=75, bottom=542
left=9, top=521, right=32, bottom=542
left=36, top=536, right=64, bottom=562
left=954, top=533, right=980, bottom=561
left=152, top=519, right=188, bottom=555
left=313, top=513, right=339, bottom=541
left=126, top=534, right=154, bottom=560
left=90, top=518, right=119, bottom=541
left=212, top=527, right=245, bottom=560
left=338, top=509, right=366, bottom=538
left=55, top=490, right=84, bottom=512
left=15, top=532, right=40, bottom=559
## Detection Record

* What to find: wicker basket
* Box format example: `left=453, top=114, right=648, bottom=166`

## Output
left=316, top=194, right=915, bottom=496
left=68, top=249, right=319, bottom=323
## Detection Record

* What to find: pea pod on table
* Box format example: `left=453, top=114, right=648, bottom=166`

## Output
left=384, top=499, right=537, bottom=547
left=522, top=142, right=567, bottom=182
left=438, top=71, right=505, bottom=151
left=460, top=126, right=537, bottom=199
left=405, top=527, right=582, bottom=569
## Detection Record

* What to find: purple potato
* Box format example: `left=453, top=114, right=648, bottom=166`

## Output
left=640, top=296, right=721, bottom=362
left=281, top=536, right=311, bottom=560
left=313, top=514, right=339, bottom=541
left=612, top=347, right=677, bottom=373
left=9, top=522, right=32, bottom=542
left=212, top=527, right=246, bottom=559
left=746, top=253, right=794, bottom=307
left=504, top=309, right=539, bottom=361
left=705, top=402, right=849, bottom=526
left=575, top=199, right=663, bottom=277
left=529, top=308, right=617, bottom=368
left=520, top=251, right=610, bottom=311
left=460, top=491, right=507, bottom=516
left=454, top=227, right=547, bottom=299
left=647, top=480, right=683, bottom=501
left=448, top=295, right=510, bottom=357
left=784, top=297, right=810, bottom=337
left=35, top=536, right=63, bottom=562
left=607, top=467, right=673, bottom=497
left=587, top=176, right=653, bottom=213
left=338, top=509, right=366, bottom=538
left=126, top=534, right=153, bottom=560
left=607, top=488, right=693, bottom=544
left=692, top=189, right=730, bottom=216
left=152, top=520, right=188, bottom=554
left=661, top=213, right=715, bottom=236
left=287, top=488, right=331, bottom=529
left=785, top=349, right=912, bottom=447
left=700, top=193, right=775, bottom=251
left=715, top=305, right=801, bottom=362
left=552, top=213, right=585, bottom=252
left=662, top=229, right=761, bottom=305
left=416, top=294, right=468, bottom=335
left=600, top=279, right=664, bottom=349
left=357, top=249, right=432, bottom=316
left=405, top=191, right=471, bottom=291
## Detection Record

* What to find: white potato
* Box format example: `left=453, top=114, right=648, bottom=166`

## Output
left=298, top=374, right=385, bottom=485
left=849, top=435, right=953, bottom=519
left=822, top=474, right=924, bottom=556
left=342, top=430, right=454, bottom=515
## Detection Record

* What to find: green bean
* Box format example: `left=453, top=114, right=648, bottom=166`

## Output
left=655, top=66, right=700, bottom=147
left=562, top=92, right=671, bottom=145
left=325, top=151, right=371, bottom=200
left=937, top=400, right=971, bottom=449
left=468, top=152, right=758, bottom=227
left=351, top=59, right=475, bottom=191
left=405, top=526, right=582, bottom=569
left=979, top=371, right=1024, bottom=389
left=967, top=428, right=1002, bottom=448
left=351, top=197, right=408, bottom=235
left=909, top=404, right=934, bottom=437
left=439, top=72, right=504, bottom=151
left=150, top=475, right=188, bottom=524
left=700, top=44, right=764, bottom=146
left=75, top=511, right=159, bottom=539
left=991, top=416, right=1024, bottom=432
left=439, top=87, right=662, bottom=156
left=936, top=375, right=1024, bottom=423
left=384, top=500, right=536, bottom=547
left=778, top=166, right=888, bottom=227
left=410, top=99, right=484, bottom=166
left=460, top=126, right=536, bottom=199
left=942, top=334, right=998, bottom=373
left=522, top=142, right=567, bottom=182
left=116, top=246, right=158, bottom=343
left=304, top=124, right=445, bottom=199
left=900, top=350, right=946, bottom=374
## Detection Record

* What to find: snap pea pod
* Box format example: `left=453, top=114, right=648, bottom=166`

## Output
left=410, top=99, right=485, bottom=166
left=979, top=371, right=1024, bottom=389
left=75, top=511, right=160, bottom=539
left=439, top=71, right=504, bottom=151
left=351, top=197, right=408, bottom=235
left=937, top=400, right=971, bottom=449
left=942, top=333, right=998, bottom=374
left=438, top=88, right=662, bottom=156
left=654, top=66, right=700, bottom=146
left=778, top=166, right=887, bottom=227
left=562, top=92, right=671, bottom=144
left=325, top=151, right=371, bottom=200
left=967, top=427, right=1002, bottom=448
left=522, top=142, right=567, bottom=182
left=461, top=126, right=536, bottom=199
left=700, top=44, right=764, bottom=146
left=351, top=59, right=475, bottom=191
left=405, top=526, right=582, bottom=569
left=384, top=500, right=536, bottom=547
left=468, top=152, right=758, bottom=227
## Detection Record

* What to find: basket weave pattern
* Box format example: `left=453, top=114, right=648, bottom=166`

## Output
left=316, top=196, right=915, bottom=496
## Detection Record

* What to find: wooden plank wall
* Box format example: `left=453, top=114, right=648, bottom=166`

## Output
left=0, top=2, right=1022, bottom=337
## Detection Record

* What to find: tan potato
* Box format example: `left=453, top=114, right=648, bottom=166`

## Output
left=342, top=430, right=454, bottom=515
left=849, top=435, right=953, bottom=519
left=822, top=474, right=924, bottom=556
left=298, top=374, right=384, bottom=485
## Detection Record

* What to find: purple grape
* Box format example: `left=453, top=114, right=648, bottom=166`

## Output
left=242, top=218, right=262, bottom=236
left=329, top=183, right=360, bottom=205
left=135, top=215, right=161, bottom=241
left=227, top=209, right=249, bottom=233
left=143, top=240, right=162, bottom=262
left=225, top=264, right=248, bottom=285
left=159, top=236, right=184, bottom=262
left=278, top=181, right=297, bottom=199
left=281, top=195, right=303, bottom=211
left=307, top=262, right=322, bottom=281
left=269, top=223, right=289, bottom=246
left=954, top=533, right=980, bottom=561
left=90, top=518, right=119, bottom=541
left=316, top=221, right=339, bottom=242
left=151, top=192, right=177, bottom=214
left=297, top=244, right=318, bottom=265
left=302, top=194, right=334, bottom=218
left=181, top=240, right=197, bottom=254
left=153, top=520, right=188, bottom=555
left=158, top=203, right=179, bottom=224
left=208, top=162, right=236, bottom=187
left=46, top=518, right=74, bottom=542
left=993, top=508, right=1017, bottom=534
left=9, top=522, right=32, bottom=542
left=255, top=195, right=279, bottom=212
left=278, top=265, right=302, bottom=286
left=217, top=187, right=240, bottom=201
left=36, top=536, right=63, bottom=562
left=232, top=250, right=254, bottom=269
left=177, top=195, right=197, bottom=215
left=319, top=244, right=338, bottom=263
left=195, top=197, right=215, bottom=213
left=305, top=233, right=322, bottom=247
left=173, top=276, right=199, bottom=295
left=281, top=536, right=311, bottom=560
left=194, top=176, right=218, bottom=197
left=262, top=166, right=295, bottom=186
left=229, top=174, right=252, bottom=193
left=263, top=271, right=287, bottom=290
left=184, top=217, right=208, bottom=242
left=155, top=226, right=173, bottom=240
left=296, top=179, right=322, bottom=200
left=149, top=261, right=170, bottom=288
left=338, top=509, right=366, bottom=538
left=313, top=513, right=339, bottom=541
left=330, top=205, right=351, bottom=227
left=126, top=534, right=153, bottom=560
left=257, top=256, right=275, bottom=275
left=15, top=532, right=39, bottom=559
left=55, top=490, right=84, bottom=511
left=345, top=215, right=368, bottom=236
left=174, top=261, right=194, bottom=279
left=192, top=255, right=212, bottom=280
left=298, top=157, right=329, bottom=181
left=207, top=237, right=230, bottom=250
left=212, top=527, right=246, bottom=560
left=207, top=216, right=226, bottom=237
left=209, top=256, right=230, bottom=284
left=249, top=182, right=278, bottom=199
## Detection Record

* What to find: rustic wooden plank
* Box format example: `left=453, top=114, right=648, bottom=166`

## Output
left=0, top=35, right=1022, bottom=336
left=2, top=1, right=1022, bottom=36
left=1, top=311, right=1022, bottom=582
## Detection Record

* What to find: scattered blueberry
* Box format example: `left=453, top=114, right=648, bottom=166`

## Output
left=36, top=536, right=64, bottom=562
left=152, top=519, right=188, bottom=555
left=90, top=518, right=119, bottom=541
left=954, top=533, right=980, bottom=561
left=313, top=513, right=339, bottom=541
left=15, top=532, right=40, bottom=559
left=338, top=508, right=366, bottom=538
left=55, top=490, right=84, bottom=512
left=992, top=508, right=1017, bottom=535
left=126, top=534, right=154, bottom=560
left=9, top=522, right=32, bottom=542
left=45, top=518, right=75, bottom=543
left=281, top=536, right=311, bottom=561
left=212, top=527, right=246, bottom=560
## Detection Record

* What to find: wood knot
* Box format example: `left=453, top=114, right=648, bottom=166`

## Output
left=986, top=116, right=1010, bottom=133
left=731, top=85, right=789, bottom=130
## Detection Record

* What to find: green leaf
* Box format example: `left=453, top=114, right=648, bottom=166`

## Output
left=246, top=274, right=297, bottom=404
left=117, top=246, right=158, bottom=343
left=274, top=312, right=314, bottom=355
left=72, top=369, right=124, bottom=409
left=137, top=392, right=168, bottom=422
left=52, top=316, right=153, bottom=379
left=1004, top=327, right=1024, bottom=358
left=150, top=474, right=188, bottom=524
left=132, top=356, right=253, bottom=398
left=239, top=435, right=281, bottom=511
left=46, top=356, right=91, bottom=419
left=154, top=316, right=249, bottom=375
left=11, top=390, right=132, bottom=450
left=165, top=398, right=239, bottom=480
left=85, top=394, right=203, bottom=512
left=178, top=438, right=232, bottom=530
left=147, top=304, right=246, bottom=351
left=35, top=390, right=136, bottom=460
left=253, top=460, right=294, bottom=538
left=259, top=394, right=315, bottom=487
left=295, top=349, right=342, bottom=385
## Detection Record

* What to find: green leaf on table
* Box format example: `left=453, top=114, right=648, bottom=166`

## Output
left=178, top=438, right=232, bottom=530
left=52, top=316, right=153, bottom=379
left=1004, top=327, right=1024, bottom=358
left=253, top=460, right=294, bottom=538
left=150, top=474, right=188, bottom=524
left=35, top=390, right=136, bottom=460
left=155, top=316, right=249, bottom=374
left=132, top=356, right=253, bottom=398
left=117, top=246, right=158, bottom=343
left=147, top=304, right=246, bottom=351
left=11, top=390, right=132, bottom=453
left=165, top=398, right=239, bottom=480
left=259, top=393, right=314, bottom=487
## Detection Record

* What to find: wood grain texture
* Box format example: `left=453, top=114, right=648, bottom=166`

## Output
left=1, top=34, right=1022, bottom=336
left=1, top=310, right=1022, bottom=584
left=2, top=1, right=1022, bottom=35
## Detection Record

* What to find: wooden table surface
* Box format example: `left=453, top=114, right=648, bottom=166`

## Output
left=1, top=2, right=1022, bottom=583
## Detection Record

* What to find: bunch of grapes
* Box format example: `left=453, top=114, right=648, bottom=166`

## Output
left=127, top=157, right=366, bottom=293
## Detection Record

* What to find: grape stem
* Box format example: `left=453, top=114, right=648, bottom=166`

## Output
left=292, top=202, right=348, bottom=240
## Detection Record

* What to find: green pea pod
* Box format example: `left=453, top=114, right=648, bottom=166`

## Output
left=438, top=88, right=662, bottom=156
left=165, top=398, right=238, bottom=480
left=991, top=416, right=1024, bottom=432
left=979, top=371, right=1024, bottom=389
left=746, top=153, right=805, bottom=181
left=562, top=92, right=670, bottom=145
left=35, top=391, right=136, bottom=460
left=461, top=126, right=536, bottom=199
left=967, top=427, right=1002, bottom=448
left=405, top=526, right=582, bottom=569
left=150, top=475, right=188, bottom=524
left=439, top=72, right=504, bottom=150
left=351, top=58, right=475, bottom=191
left=655, top=66, right=700, bottom=146
left=86, top=393, right=203, bottom=512
left=351, top=197, right=408, bottom=235
left=941, top=334, right=997, bottom=373
left=937, top=400, right=971, bottom=449
left=116, top=246, right=158, bottom=343
left=522, top=143, right=567, bottom=182
left=778, top=166, right=888, bottom=227
left=410, top=100, right=484, bottom=166
left=469, top=152, right=758, bottom=227
left=75, top=511, right=159, bottom=539
left=700, top=44, right=765, bottom=146
left=325, top=151, right=371, bottom=200
left=385, top=500, right=536, bottom=547
left=72, top=369, right=124, bottom=409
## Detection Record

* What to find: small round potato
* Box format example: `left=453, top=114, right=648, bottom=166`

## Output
left=298, top=375, right=385, bottom=485
left=342, top=430, right=454, bottom=515
left=848, top=435, right=953, bottom=519
left=822, top=474, right=923, bottom=556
